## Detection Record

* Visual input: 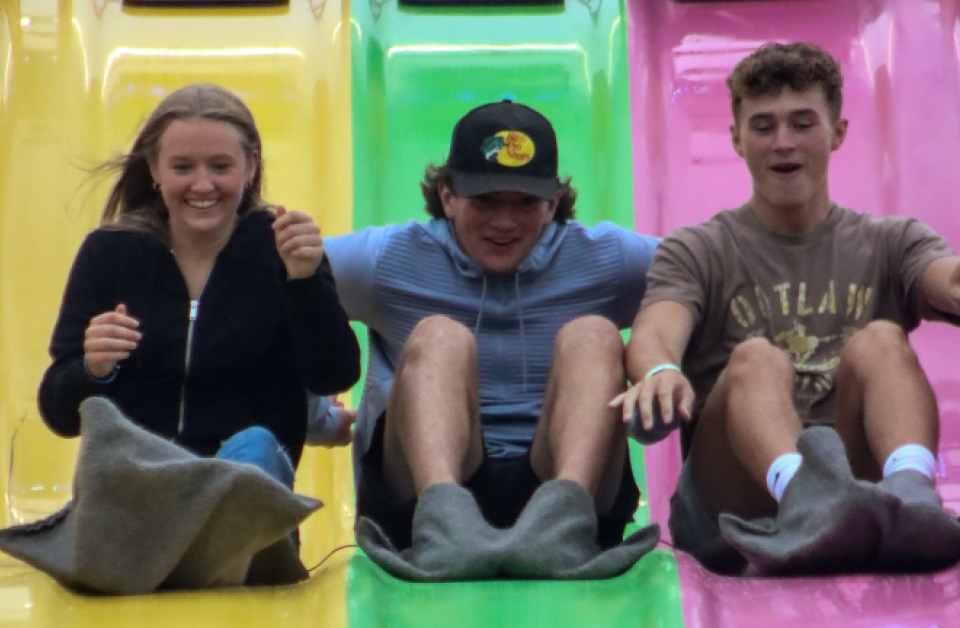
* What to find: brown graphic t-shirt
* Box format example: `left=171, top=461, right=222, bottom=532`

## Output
left=642, top=205, right=956, bottom=427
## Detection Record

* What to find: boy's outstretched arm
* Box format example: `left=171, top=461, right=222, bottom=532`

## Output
left=612, top=301, right=696, bottom=432
left=921, top=256, right=960, bottom=317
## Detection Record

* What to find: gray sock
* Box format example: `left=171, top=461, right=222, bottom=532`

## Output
left=356, top=483, right=503, bottom=582
left=501, top=479, right=659, bottom=580
left=719, top=427, right=883, bottom=575
left=874, top=470, right=960, bottom=572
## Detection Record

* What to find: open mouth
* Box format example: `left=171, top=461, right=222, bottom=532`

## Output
left=187, top=199, right=218, bottom=209
left=771, top=163, right=802, bottom=174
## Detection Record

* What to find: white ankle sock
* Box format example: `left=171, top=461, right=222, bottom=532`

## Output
left=766, top=452, right=803, bottom=502
left=882, top=444, right=937, bottom=480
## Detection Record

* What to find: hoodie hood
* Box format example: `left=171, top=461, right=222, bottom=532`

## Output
left=419, top=217, right=569, bottom=396
left=420, top=218, right=567, bottom=279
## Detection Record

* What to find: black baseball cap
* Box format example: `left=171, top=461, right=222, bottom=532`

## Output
left=447, top=100, right=560, bottom=201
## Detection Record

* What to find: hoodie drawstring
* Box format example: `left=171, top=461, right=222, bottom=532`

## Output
left=515, top=273, right=527, bottom=393
left=474, top=275, right=488, bottom=336
left=472, top=274, right=527, bottom=394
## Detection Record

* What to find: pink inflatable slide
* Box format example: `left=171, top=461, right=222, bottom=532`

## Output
left=628, top=0, right=960, bottom=625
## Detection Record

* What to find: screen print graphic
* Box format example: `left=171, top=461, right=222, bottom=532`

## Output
left=729, top=279, right=874, bottom=418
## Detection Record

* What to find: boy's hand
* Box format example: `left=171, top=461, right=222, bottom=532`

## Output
left=609, top=368, right=694, bottom=431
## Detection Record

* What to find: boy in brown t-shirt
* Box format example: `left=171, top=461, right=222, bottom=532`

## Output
left=614, top=42, right=960, bottom=575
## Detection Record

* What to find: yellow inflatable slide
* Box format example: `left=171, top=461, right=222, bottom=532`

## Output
left=0, top=0, right=356, bottom=624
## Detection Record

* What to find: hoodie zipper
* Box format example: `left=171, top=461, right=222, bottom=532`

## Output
left=177, top=298, right=200, bottom=434
left=175, top=254, right=212, bottom=436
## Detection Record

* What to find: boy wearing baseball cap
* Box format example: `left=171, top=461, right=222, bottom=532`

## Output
left=324, top=100, right=661, bottom=580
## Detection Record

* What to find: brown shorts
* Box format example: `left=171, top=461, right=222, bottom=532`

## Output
left=668, top=462, right=747, bottom=574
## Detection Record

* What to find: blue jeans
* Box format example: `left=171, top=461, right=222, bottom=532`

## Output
left=214, top=426, right=295, bottom=489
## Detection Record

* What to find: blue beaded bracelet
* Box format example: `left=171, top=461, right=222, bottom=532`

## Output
left=83, top=355, right=117, bottom=384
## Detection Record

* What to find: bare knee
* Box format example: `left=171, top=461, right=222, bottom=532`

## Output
left=840, top=321, right=916, bottom=374
left=554, top=315, right=623, bottom=361
left=403, top=315, right=476, bottom=363
left=725, top=337, right=793, bottom=389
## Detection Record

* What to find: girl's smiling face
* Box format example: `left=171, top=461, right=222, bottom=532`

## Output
left=150, top=117, right=257, bottom=246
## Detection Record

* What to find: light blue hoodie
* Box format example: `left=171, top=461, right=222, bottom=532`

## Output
left=323, top=218, right=658, bottom=457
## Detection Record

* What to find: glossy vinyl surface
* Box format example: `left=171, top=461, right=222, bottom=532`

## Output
left=629, top=0, right=960, bottom=625
left=0, top=0, right=356, bottom=624
left=350, top=0, right=637, bottom=228
left=2, top=0, right=960, bottom=625
left=348, top=0, right=683, bottom=623
left=347, top=549, right=681, bottom=628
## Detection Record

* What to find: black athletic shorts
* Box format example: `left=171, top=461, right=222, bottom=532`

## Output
left=355, top=415, right=641, bottom=551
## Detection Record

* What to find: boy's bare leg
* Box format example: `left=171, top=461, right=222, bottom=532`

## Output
left=530, top=315, right=630, bottom=513
left=382, top=315, right=485, bottom=501
left=687, top=337, right=801, bottom=523
left=832, top=321, right=939, bottom=481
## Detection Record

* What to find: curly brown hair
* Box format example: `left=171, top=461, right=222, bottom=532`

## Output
left=420, top=163, right=577, bottom=223
left=727, top=42, right=843, bottom=123
left=97, top=83, right=270, bottom=243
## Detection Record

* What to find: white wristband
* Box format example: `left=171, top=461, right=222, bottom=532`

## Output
left=643, top=363, right=681, bottom=380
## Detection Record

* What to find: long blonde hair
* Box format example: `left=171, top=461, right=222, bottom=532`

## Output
left=98, top=83, right=268, bottom=242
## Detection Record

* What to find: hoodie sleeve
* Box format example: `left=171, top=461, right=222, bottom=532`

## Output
left=38, top=231, right=121, bottom=437
left=324, top=226, right=393, bottom=324
left=614, top=227, right=661, bottom=328
left=282, top=254, right=362, bottom=395
left=304, top=393, right=352, bottom=445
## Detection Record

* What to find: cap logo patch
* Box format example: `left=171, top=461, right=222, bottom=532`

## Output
left=481, top=130, right=536, bottom=167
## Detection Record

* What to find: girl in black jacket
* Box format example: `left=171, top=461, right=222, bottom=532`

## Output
left=19, top=83, right=361, bottom=591
left=39, top=82, right=360, bottom=467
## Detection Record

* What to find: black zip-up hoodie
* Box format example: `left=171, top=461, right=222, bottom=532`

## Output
left=38, top=210, right=360, bottom=465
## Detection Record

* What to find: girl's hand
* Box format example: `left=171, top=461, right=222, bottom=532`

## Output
left=83, top=304, right=140, bottom=379
left=273, top=206, right=324, bottom=280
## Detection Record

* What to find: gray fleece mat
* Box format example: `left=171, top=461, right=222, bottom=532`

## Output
left=719, top=427, right=960, bottom=575
left=719, top=427, right=883, bottom=575
left=499, top=479, right=660, bottom=580
left=874, top=469, right=960, bottom=572
left=0, top=396, right=321, bottom=594
left=356, top=480, right=658, bottom=582
left=356, top=483, right=503, bottom=581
